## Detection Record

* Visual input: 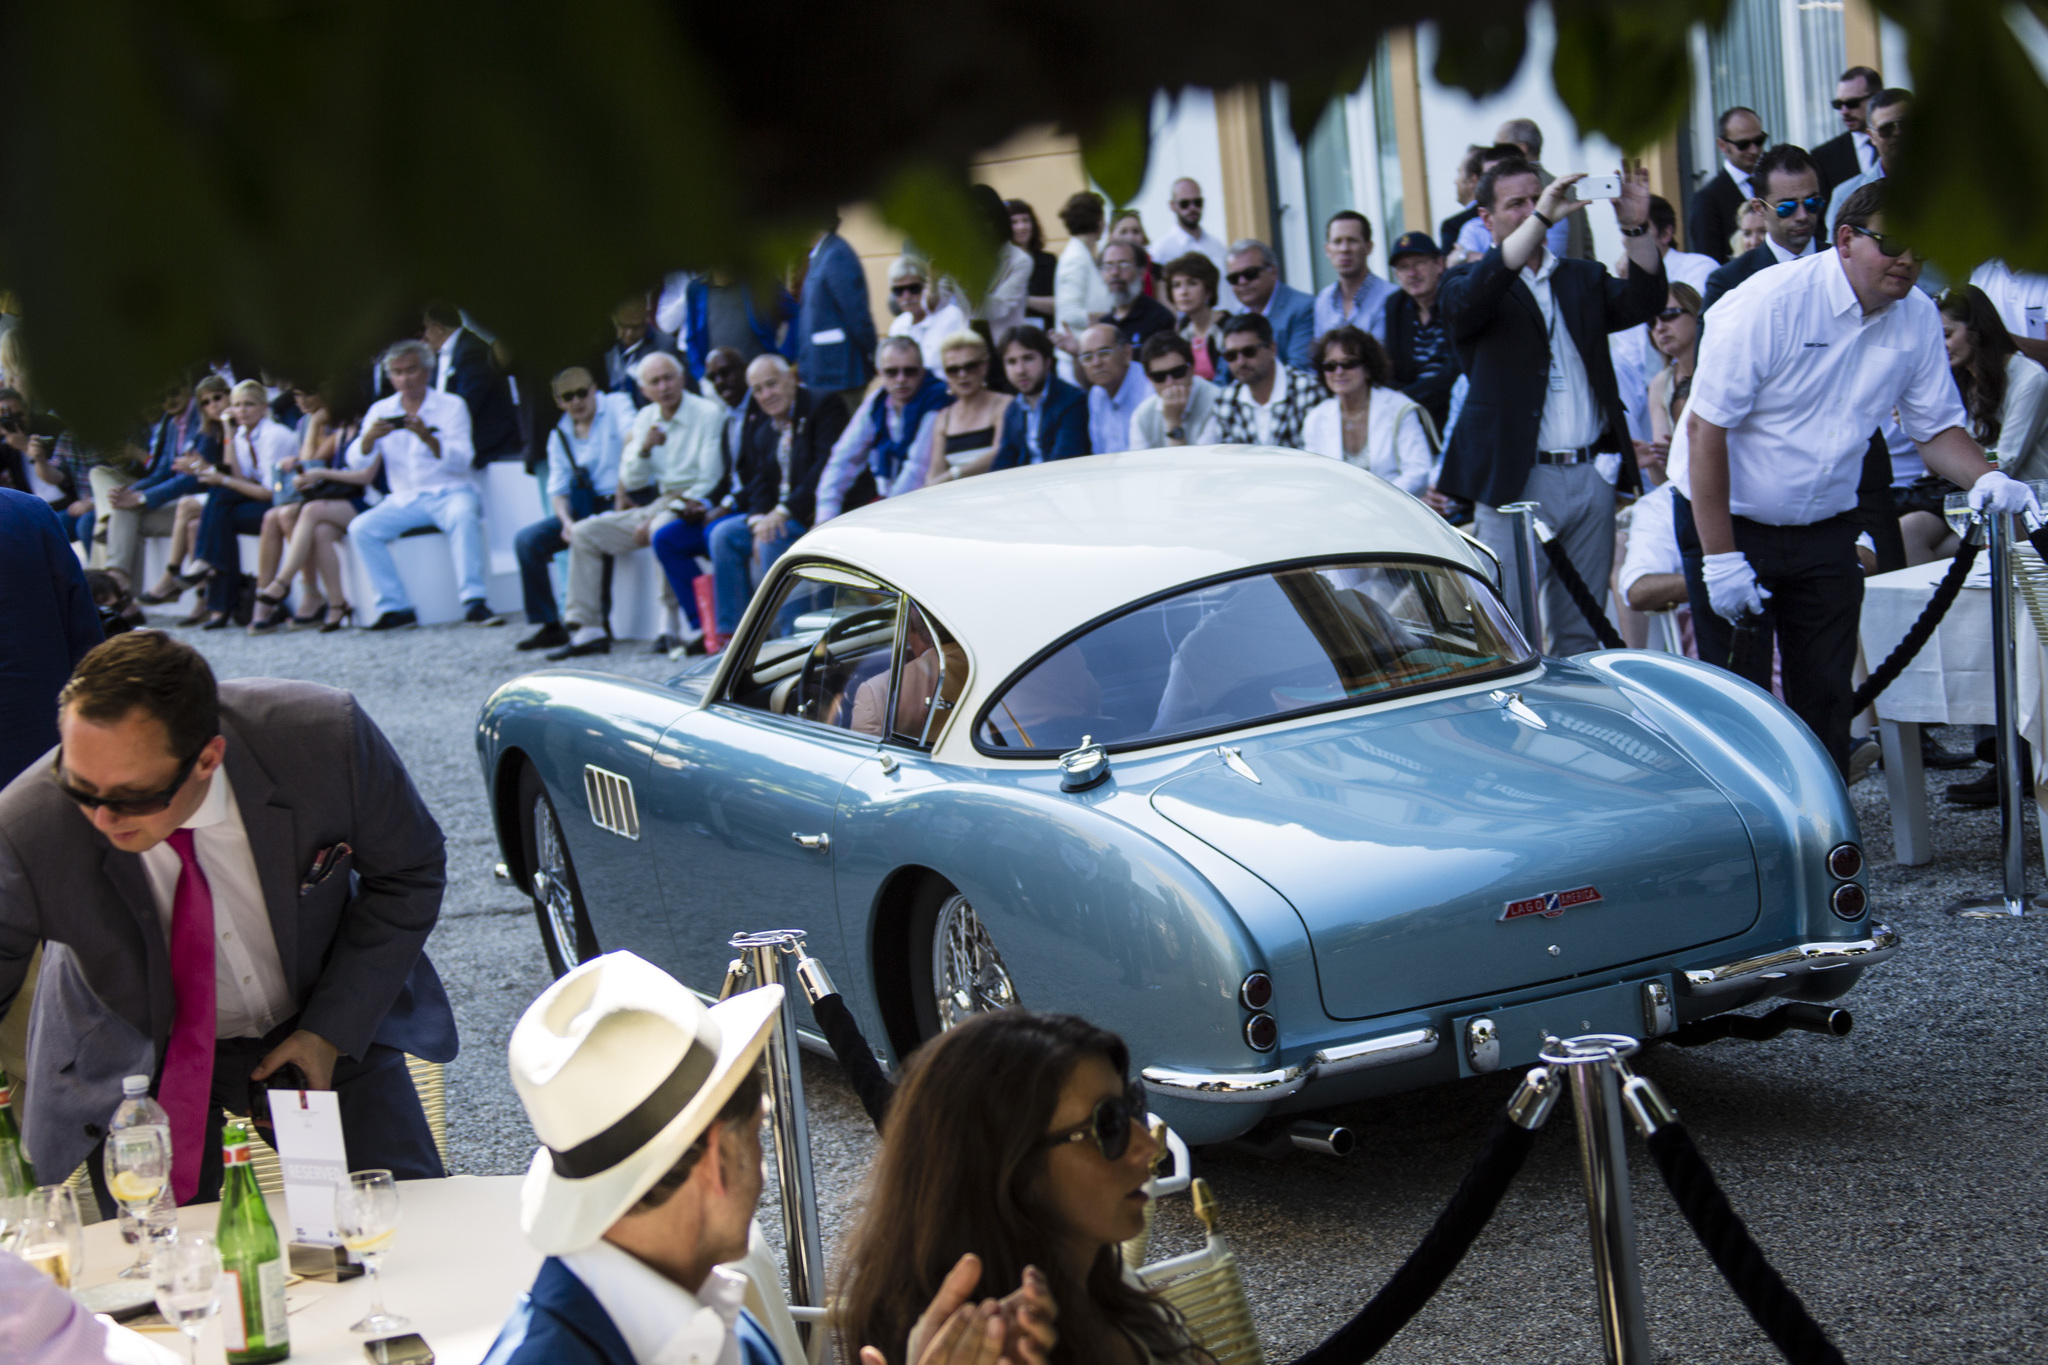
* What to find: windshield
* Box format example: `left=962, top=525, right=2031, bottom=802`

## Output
left=975, top=560, right=1531, bottom=753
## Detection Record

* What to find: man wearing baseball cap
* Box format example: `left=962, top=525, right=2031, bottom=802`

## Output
left=1382, top=231, right=1458, bottom=431
left=484, top=951, right=1053, bottom=1365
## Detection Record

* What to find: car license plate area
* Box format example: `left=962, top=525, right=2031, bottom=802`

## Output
left=1453, top=978, right=1661, bottom=1078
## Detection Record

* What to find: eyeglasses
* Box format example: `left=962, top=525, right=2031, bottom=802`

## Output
left=1219, top=344, right=1267, bottom=363
left=1225, top=267, right=1269, bottom=286
left=943, top=359, right=985, bottom=377
left=1847, top=224, right=1911, bottom=258
left=890, top=282, right=925, bottom=297
left=556, top=386, right=592, bottom=402
left=1874, top=119, right=1907, bottom=140
left=1146, top=362, right=1192, bottom=383
left=1831, top=94, right=1869, bottom=111
left=1100, top=258, right=1137, bottom=274
left=1077, top=348, right=1124, bottom=365
left=1174, top=197, right=1204, bottom=210
left=1655, top=307, right=1693, bottom=322
left=1724, top=133, right=1769, bottom=152
left=879, top=365, right=923, bottom=379
left=1318, top=356, right=1364, bottom=373
left=1771, top=196, right=1825, bottom=219
left=1037, top=1078, right=1147, bottom=1162
left=54, top=746, right=205, bottom=817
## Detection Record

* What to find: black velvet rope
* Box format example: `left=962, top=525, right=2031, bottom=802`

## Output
left=810, top=992, right=895, bottom=1129
left=1647, top=1123, right=1848, bottom=1365
left=1850, top=541, right=1980, bottom=714
left=1538, top=536, right=1628, bottom=650
left=1289, top=1110, right=1538, bottom=1365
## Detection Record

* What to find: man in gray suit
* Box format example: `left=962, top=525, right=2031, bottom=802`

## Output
left=0, top=630, right=455, bottom=1204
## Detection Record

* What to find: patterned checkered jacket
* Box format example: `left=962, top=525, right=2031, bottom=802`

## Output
left=1210, top=365, right=1326, bottom=450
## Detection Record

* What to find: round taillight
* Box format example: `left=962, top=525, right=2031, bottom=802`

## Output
left=1827, top=843, right=1863, bottom=880
left=1830, top=882, right=1868, bottom=921
left=1239, top=972, right=1274, bottom=1010
left=1244, top=1013, right=1278, bottom=1052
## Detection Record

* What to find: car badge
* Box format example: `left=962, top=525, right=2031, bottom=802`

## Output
left=1500, top=885, right=1602, bottom=922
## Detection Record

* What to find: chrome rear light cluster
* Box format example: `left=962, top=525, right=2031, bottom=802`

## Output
left=1827, top=843, right=1866, bottom=920
left=1240, top=971, right=1277, bottom=1051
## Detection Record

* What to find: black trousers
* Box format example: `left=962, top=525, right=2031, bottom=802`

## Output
left=88, top=1018, right=443, bottom=1217
left=1674, top=492, right=1864, bottom=776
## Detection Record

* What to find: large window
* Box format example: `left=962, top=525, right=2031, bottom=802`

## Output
left=975, top=560, right=1530, bottom=755
left=1697, top=0, right=1847, bottom=168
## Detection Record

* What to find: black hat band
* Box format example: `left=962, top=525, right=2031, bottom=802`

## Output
left=547, top=1035, right=718, bottom=1180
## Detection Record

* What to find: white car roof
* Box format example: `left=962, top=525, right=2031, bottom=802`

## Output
left=783, top=448, right=1494, bottom=761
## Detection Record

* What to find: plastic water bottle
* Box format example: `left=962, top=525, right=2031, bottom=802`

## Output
left=108, top=1075, right=177, bottom=1255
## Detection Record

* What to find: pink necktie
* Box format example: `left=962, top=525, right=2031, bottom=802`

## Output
left=161, top=829, right=216, bottom=1205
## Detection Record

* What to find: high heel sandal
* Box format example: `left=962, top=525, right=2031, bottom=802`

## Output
left=319, top=603, right=355, bottom=634
left=290, top=595, right=328, bottom=627
left=139, top=576, right=187, bottom=606
left=248, top=586, right=291, bottom=634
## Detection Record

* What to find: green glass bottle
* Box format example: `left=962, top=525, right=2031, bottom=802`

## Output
left=0, top=1069, right=37, bottom=1192
left=216, top=1120, right=290, bottom=1362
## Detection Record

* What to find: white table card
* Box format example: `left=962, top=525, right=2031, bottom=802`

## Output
left=266, top=1088, right=348, bottom=1246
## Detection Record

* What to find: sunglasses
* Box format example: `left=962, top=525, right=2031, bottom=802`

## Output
left=1318, top=356, right=1364, bottom=373
left=55, top=746, right=204, bottom=818
left=943, top=359, right=985, bottom=377
left=1847, top=224, right=1911, bottom=258
left=1831, top=94, right=1869, bottom=111
left=1655, top=307, right=1692, bottom=322
left=879, top=366, right=923, bottom=379
left=1225, top=267, right=1269, bottom=286
left=1724, top=134, right=1769, bottom=152
left=1037, top=1078, right=1147, bottom=1162
left=891, top=282, right=925, bottom=297
left=1220, top=344, right=1266, bottom=363
left=1771, top=196, right=1825, bottom=219
left=1175, top=197, right=1204, bottom=210
left=1146, top=362, right=1191, bottom=383
left=556, top=385, right=592, bottom=402
left=1875, top=119, right=1907, bottom=140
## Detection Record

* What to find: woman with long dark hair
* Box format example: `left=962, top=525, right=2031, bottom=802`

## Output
left=1009, top=199, right=1060, bottom=326
left=834, top=1011, right=1207, bottom=1365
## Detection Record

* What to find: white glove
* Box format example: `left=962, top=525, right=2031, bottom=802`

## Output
left=1970, top=468, right=2040, bottom=518
left=1702, top=551, right=1770, bottom=623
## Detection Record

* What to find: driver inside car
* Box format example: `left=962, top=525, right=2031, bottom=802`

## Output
left=851, top=609, right=967, bottom=739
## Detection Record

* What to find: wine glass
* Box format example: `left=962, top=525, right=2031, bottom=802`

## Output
left=19, top=1183, right=84, bottom=1288
left=334, top=1169, right=408, bottom=1334
left=151, top=1232, right=223, bottom=1365
left=105, top=1126, right=171, bottom=1278
left=1945, top=492, right=1980, bottom=545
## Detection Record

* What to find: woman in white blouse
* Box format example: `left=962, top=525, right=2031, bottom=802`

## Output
left=186, top=379, right=296, bottom=628
left=1301, top=326, right=1434, bottom=495
left=884, top=257, right=968, bottom=372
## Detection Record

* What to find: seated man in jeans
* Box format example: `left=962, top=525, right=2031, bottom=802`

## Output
left=345, top=339, right=492, bottom=630
left=547, top=352, right=724, bottom=660
left=514, top=368, right=636, bottom=652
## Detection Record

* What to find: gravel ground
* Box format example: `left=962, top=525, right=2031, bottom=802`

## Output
left=172, top=615, right=2041, bottom=1363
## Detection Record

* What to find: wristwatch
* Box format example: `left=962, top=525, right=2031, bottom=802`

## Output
left=1619, top=222, right=1649, bottom=237
left=1166, top=425, right=1186, bottom=441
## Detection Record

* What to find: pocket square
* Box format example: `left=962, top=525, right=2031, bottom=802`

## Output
left=300, top=842, right=352, bottom=894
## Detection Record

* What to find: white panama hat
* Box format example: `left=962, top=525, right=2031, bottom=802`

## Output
left=509, top=950, right=784, bottom=1255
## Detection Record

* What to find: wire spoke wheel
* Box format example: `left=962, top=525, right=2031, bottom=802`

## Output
left=930, top=892, right=1019, bottom=1029
left=522, top=765, right=593, bottom=976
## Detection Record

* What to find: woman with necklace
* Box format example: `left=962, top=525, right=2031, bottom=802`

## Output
left=926, top=332, right=1012, bottom=484
left=1301, top=326, right=1432, bottom=495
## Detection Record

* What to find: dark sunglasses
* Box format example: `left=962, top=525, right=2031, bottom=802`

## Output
left=1220, top=344, right=1267, bottom=363
left=1847, top=224, right=1911, bottom=258
left=556, top=385, right=592, bottom=402
left=1174, top=197, right=1204, bottom=210
left=1225, top=267, right=1269, bottom=286
left=1831, top=94, right=1869, bottom=111
left=1146, top=362, right=1192, bottom=383
left=890, top=282, right=925, bottom=297
left=1724, top=133, right=1769, bottom=152
left=1318, top=356, right=1364, bottom=373
left=1771, top=196, right=1825, bottom=219
left=943, top=359, right=985, bottom=377
left=1655, top=307, right=1692, bottom=322
left=1037, top=1078, right=1147, bottom=1161
left=879, top=366, right=923, bottom=379
left=55, top=746, right=204, bottom=818
left=1874, top=119, right=1907, bottom=140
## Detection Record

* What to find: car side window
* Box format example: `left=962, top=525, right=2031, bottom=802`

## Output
left=725, top=567, right=902, bottom=731
left=883, top=603, right=968, bottom=748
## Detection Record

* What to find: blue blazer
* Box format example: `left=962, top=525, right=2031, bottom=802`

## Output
left=796, top=233, right=879, bottom=392
left=683, top=281, right=797, bottom=379
left=482, top=1257, right=782, bottom=1365
left=440, top=329, right=524, bottom=463
left=990, top=377, right=1091, bottom=470
left=0, top=489, right=101, bottom=787
left=1265, top=281, right=1318, bottom=370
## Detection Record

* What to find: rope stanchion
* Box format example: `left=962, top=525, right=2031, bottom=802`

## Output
left=808, top=992, right=894, bottom=1129
left=1537, top=535, right=1627, bottom=650
left=1645, top=1123, right=1848, bottom=1365
left=1850, top=540, right=1981, bottom=714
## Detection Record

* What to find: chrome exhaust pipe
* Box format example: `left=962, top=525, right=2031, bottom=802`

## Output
left=1287, top=1120, right=1355, bottom=1157
left=1671, top=1002, right=1854, bottom=1048
left=1778, top=1002, right=1854, bottom=1037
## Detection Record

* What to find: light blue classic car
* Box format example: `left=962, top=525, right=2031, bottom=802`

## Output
left=475, top=449, right=1896, bottom=1144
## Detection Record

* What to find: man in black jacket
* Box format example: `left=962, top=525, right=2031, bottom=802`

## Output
left=1701, top=145, right=1823, bottom=312
left=1437, top=158, right=1667, bottom=655
left=1810, top=66, right=1883, bottom=198
left=1686, top=107, right=1768, bottom=265
left=709, top=356, right=851, bottom=637
left=423, top=303, right=523, bottom=464
left=1382, top=232, right=1457, bottom=431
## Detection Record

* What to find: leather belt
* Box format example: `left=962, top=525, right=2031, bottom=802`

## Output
left=1533, top=447, right=1598, bottom=465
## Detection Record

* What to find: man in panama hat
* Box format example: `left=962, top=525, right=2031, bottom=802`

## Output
left=484, top=951, right=1055, bottom=1365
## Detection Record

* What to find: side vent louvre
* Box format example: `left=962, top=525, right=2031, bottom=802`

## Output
left=583, top=765, right=641, bottom=840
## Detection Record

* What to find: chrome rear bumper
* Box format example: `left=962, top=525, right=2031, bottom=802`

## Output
left=1678, top=924, right=1900, bottom=997
left=1141, top=1026, right=1438, bottom=1104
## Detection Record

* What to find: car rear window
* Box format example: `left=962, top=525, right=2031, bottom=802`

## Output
left=975, top=560, right=1531, bottom=753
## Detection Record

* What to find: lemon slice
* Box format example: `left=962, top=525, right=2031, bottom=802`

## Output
left=109, top=1171, right=164, bottom=1204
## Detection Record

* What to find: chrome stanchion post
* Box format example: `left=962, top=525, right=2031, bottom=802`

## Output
left=1541, top=1034, right=1652, bottom=1365
left=1498, top=500, right=1546, bottom=654
left=728, top=929, right=828, bottom=1340
left=1953, top=509, right=2035, bottom=917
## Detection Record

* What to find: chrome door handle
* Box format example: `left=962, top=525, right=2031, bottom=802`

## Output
left=792, top=832, right=831, bottom=852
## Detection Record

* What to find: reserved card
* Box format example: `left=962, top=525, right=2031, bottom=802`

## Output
left=266, top=1088, right=348, bottom=1246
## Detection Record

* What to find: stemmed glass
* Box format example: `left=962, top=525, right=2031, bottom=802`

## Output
left=19, top=1183, right=84, bottom=1288
left=105, top=1126, right=173, bottom=1278
left=151, top=1232, right=223, bottom=1365
left=334, top=1169, right=408, bottom=1334
left=1945, top=492, right=1980, bottom=545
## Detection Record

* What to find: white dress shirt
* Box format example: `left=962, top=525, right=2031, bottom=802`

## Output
left=1154, top=223, right=1229, bottom=273
left=889, top=303, right=970, bottom=372
left=1617, top=481, right=1682, bottom=596
left=230, top=417, right=298, bottom=489
left=1721, top=159, right=1755, bottom=203
left=1855, top=130, right=1879, bottom=174
left=1671, top=248, right=1969, bottom=525
left=433, top=331, right=461, bottom=392
left=559, top=1241, right=752, bottom=1365
left=1301, top=389, right=1434, bottom=494
left=1970, top=260, right=2048, bottom=342
left=1522, top=251, right=1601, bottom=451
left=976, top=244, right=1033, bottom=343
left=347, top=389, right=477, bottom=504
left=1054, top=237, right=1111, bottom=335
left=1767, top=236, right=1817, bottom=266
left=139, top=770, right=293, bottom=1040
left=620, top=393, right=727, bottom=502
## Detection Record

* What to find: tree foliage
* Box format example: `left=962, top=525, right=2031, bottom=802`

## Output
left=0, top=0, right=2038, bottom=438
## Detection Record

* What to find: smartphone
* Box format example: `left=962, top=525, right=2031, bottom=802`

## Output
left=365, top=1334, right=435, bottom=1365
left=1576, top=174, right=1623, bottom=201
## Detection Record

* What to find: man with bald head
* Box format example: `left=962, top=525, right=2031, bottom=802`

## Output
left=1080, top=322, right=1148, bottom=455
left=548, top=351, right=725, bottom=660
left=1154, top=177, right=1228, bottom=273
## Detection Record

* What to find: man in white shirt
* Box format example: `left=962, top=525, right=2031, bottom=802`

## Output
left=345, top=339, right=492, bottom=629
left=550, top=352, right=724, bottom=660
left=1969, top=259, right=2048, bottom=367
left=1313, top=212, right=1397, bottom=343
left=1672, top=181, right=2037, bottom=772
left=1152, top=178, right=1230, bottom=273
